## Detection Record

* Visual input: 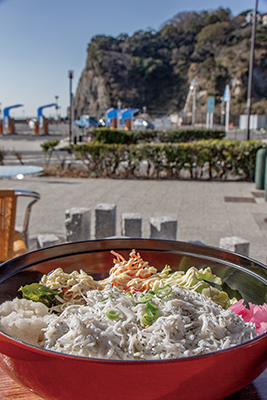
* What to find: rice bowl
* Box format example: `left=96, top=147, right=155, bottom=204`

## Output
left=0, top=238, right=266, bottom=400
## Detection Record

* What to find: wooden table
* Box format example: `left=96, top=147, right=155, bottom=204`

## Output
left=0, top=367, right=267, bottom=399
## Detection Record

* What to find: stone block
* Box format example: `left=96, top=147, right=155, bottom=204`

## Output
left=219, top=236, right=250, bottom=256
left=121, top=213, right=142, bottom=238
left=95, top=203, right=116, bottom=239
left=65, top=207, right=91, bottom=242
left=37, top=234, right=60, bottom=249
left=150, top=216, right=177, bottom=240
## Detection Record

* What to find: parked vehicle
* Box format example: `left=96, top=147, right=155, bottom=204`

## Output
left=133, top=118, right=154, bottom=130
left=75, top=115, right=99, bottom=128
left=98, top=117, right=106, bottom=127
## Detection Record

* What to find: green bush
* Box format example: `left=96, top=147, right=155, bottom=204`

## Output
left=93, top=128, right=136, bottom=144
left=92, top=128, right=225, bottom=144
left=72, top=139, right=265, bottom=180
left=40, top=140, right=60, bottom=152
left=196, top=21, right=231, bottom=46
left=40, top=140, right=60, bottom=167
left=159, top=128, right=225, bottom=142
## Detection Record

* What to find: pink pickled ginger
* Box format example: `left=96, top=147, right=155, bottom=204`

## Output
left=229, top=300, right=267, bottom=335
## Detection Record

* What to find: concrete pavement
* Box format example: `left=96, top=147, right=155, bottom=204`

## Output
left=0, top=175, right=267, bottom=265
left=1, top=133, right=267, bottom=265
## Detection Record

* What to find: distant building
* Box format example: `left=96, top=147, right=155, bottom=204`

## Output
left=245, top=11, right=262, bottom=25
left=262, top=13, right=267, bottom=27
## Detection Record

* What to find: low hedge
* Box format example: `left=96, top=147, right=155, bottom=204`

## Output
left=92, top=128, right=225, bottom=144
left=71, top=139, right=265, bottom=180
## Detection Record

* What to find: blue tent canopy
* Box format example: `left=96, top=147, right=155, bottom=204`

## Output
left=106, top=108, right=139, bottom=126
left=121, top=108, right=139, bottom=120
left=106, top=108, right=118, bottom=119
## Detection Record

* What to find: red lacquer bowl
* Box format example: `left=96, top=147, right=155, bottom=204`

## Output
left=0, top=238, right=267, bottom=400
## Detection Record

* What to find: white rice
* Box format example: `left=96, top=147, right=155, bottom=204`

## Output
left=0, top=298, right=51, bottom=345
left=0, top=284, right=256, bottom=360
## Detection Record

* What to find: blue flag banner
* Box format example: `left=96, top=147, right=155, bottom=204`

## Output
left=207, top=96, right=215, bottom=113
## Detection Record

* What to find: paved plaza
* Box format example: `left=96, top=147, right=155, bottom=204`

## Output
left=1, top=133, right=267, bottom=265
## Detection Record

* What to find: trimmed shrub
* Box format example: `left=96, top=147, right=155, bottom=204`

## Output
left=72, top=139, right=265, bottom=180
left=92, top=128, right=225, bottom=144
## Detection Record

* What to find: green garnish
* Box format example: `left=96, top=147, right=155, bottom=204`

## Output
left=140, top=292, right=155, bottom=302
left=19, top=283, right=62, bottom=308
left=106, top=310, right=120, bottom=320
left=141, top=301, right=159, bottom=326
left=125, top=292, right=133, bottom=297
left=100, top=294, right=113, bottom=302
left=135, top=290, right=156, bottom=306
left=136, top=286, right=172, bottom=325
left=155, top=285, right=172, bottom=298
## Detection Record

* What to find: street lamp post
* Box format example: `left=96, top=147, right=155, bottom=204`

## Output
left=68, top=71, right=74, bottom=143
left=117, top=99, right=121, bottom=129
left=0, top=103, right=2, bottom=134
left=55, top=96, right=59, bottom=121
left=220, top=97, right=225, bottom=126
left=190, top=79, right=198, bottom=126
left=246, top=0, right=258, bottom=140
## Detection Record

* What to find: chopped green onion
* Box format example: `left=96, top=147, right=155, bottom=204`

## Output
left=100, top=294, right=113, bottom=302
left=141, top=301, right=159, bottom=326
left=140, top=292, right=155, bottom=302
left=146, top=301, right=159, bottom=316
left=125, top=292, right=133, bottom=297
left=106, top=310, right=120, bottom=320
left=155, top=285, right=172, bottom=299
left=135, top=291, right=156, bottom=306
left=141, top=313, right=154, bottom=325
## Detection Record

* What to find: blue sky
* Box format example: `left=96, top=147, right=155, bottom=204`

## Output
left=0, top=0, right=266, bottom=119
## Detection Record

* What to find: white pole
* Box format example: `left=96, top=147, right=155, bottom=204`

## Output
left=210, top=113, right=213, bottom=130
left=117, top=100, right=121, bottom=129
left=246, top=0, right=258, bottom=140
left=206, top=113, right=209, bottom=129
left=71, top=93, right=75, bottom=142
left=192, top=86, right=196, bottom=126
left=225, top=100, right=230, bottom=138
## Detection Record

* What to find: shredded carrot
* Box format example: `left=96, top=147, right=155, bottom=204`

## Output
left=111, top=250, right=125, bottom=263
left=101, top=249, right=157, bottom=292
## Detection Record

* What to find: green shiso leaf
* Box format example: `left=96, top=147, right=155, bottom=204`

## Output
left=19, top=283, right=62, bottom=308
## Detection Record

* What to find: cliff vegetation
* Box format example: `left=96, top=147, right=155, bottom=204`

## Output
left=74, top=7, right=267, bottom=119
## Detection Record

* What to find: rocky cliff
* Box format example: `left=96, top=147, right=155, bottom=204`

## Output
left=74, top=8, right=267, bottom=119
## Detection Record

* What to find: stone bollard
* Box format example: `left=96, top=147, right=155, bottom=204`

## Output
left=255, top=147, right=267, bottom=190
left=37, top=234, right=60, bottom=249
left=150, top=216, right=177, bottom=240
left=121, top=212, right=142, bottom=238
left=219, top=236, right=250, bottom=256
left=95, top=203, right=116, bottom=239
left=65, top=207, right=91, bottom=242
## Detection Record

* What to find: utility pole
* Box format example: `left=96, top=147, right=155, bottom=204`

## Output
left=223, top=85, right=231, bottom=138
left=117, top=99, right=121, bottom=129
left=191, top=78, right=198, bottom=126
left=55, top=95, right=59, bottom=121
left=246, top=0, right=258, bottom=140
left=220, top=97, right=225, bottom=126
left=68, top=70, right=74, bottom=143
